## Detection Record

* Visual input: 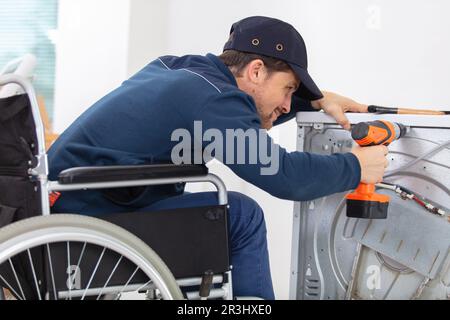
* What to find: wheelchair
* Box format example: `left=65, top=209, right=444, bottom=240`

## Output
left=0, top=74, right=233, bottom=300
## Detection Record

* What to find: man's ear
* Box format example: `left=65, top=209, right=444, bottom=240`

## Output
left=246, top=59, right=267, bottom=85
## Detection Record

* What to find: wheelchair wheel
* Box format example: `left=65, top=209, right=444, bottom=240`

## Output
left=0, top=214, right=184, bottom=300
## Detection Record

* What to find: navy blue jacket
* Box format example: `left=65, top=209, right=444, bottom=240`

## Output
left=48, top=53, right=360, bottom=214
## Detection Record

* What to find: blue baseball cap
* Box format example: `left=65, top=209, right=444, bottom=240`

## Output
left=223, top=16, right=323, bottom=101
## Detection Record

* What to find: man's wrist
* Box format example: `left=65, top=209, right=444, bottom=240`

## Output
left=311, top=99, right=322, bottom=110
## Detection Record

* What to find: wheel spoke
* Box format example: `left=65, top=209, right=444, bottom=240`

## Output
left=46, top=244, right=58, bottom=300
left=96, top=255, right=123, bottom=300
left=115, top=266, right=140, bottom=300
left=81, top=247, right=106, bottom=300
left=8, top=259, right=25, bottom=300
left=27, top=249, right=42, bottom=300
left=67, top=242, right=71, bottom=300
left=0, top=274, right=23, bottom=300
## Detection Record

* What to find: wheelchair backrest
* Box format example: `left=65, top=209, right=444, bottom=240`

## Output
left=0, top=94, right=45, bottom=299
left=0, top=93, right=41, bottom=228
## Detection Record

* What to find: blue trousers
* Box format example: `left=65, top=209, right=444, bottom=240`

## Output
left=53, top=191, right=275, bottom=299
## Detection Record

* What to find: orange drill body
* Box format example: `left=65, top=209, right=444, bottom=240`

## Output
left=346, top=120, right=406, bottom=219
left=354, top=120, right=397, bottom=146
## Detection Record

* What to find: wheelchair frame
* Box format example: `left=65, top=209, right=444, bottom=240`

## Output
left=0, top=74, right=233, bottom=300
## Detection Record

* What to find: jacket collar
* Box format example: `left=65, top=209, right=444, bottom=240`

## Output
left=206, top=53, right=238, bottom=88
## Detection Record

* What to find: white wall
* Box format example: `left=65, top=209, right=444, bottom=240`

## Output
left=53, top=0, right=450, bottom=299
left=127, top=0, right=169, bottom=76
left=299, top=0, right=450, bottom=108
left=53, top=0, right=130, bottom=132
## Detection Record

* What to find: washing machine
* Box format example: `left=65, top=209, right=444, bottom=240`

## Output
left=290, top=112, right=450, bottom=300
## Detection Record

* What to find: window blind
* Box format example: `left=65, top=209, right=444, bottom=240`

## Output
left=0, top=0, right=58, bottom=120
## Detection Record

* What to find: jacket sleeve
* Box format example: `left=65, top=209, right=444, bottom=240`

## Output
left=192, top=92, right=361, bottom=201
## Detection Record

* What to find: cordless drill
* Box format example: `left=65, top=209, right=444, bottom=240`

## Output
left=346, top=120, right=407, bottom=219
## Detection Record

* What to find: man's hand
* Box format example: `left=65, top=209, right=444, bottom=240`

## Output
left=351, top=145, right=389, bottom=184
left=311, top=91, right=368, bottom=130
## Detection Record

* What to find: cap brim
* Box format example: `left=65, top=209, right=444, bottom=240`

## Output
left=289, top=63, right=323, bottom=101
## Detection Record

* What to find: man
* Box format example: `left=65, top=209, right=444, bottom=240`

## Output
left=49, top=16, right=388, bottom=299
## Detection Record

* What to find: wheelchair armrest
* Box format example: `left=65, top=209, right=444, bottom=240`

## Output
left=57, top=164, right=208, bottom=185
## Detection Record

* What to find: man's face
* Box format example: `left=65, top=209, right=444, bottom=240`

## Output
left=252, top=69, right=299, bottom=129
left=235, top=60, right=300, bottom=130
